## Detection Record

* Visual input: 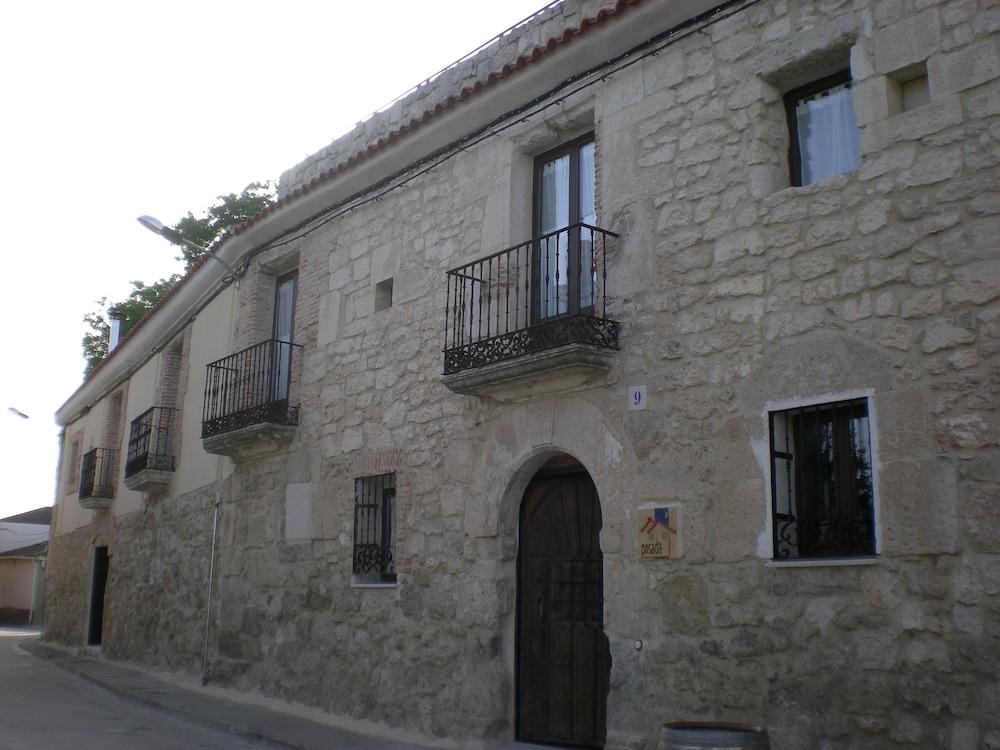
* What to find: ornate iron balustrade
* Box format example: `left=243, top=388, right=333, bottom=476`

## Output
left=202, top=339, right=301, bottom=439
left=79, top=447, right=118, bottom=501
left=125, top=406, right=178, bottom=478
left=774, top=514, right=875, bottom=559
left=443, top=223, right=619, bottom=375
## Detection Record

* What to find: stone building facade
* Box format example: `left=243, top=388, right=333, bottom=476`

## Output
left=46, top=0, right=999, bottom=748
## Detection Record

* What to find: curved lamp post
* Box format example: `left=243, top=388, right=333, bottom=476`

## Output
left=137, top=215, right=242, bottom=285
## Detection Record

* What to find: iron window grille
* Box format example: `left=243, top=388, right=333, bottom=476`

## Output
left=79, top=447, right=118, bottom=501
left=352, top=473, right=397, bottom=584
left=770, top=398, right=876, bottom=559
left=125, top=406, right=178, bottom=478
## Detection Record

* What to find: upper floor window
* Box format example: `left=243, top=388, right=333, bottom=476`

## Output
left=535, top=134, right=596, bottom=319
left=272, top=271, right=297, bottom=402
left=64, top=435, right=82, bottom=494
left=770, top=398, right=875, bottom=559
left=352, top=473, right=397, bottom=585
left=785, top=70, right=861, bottom=186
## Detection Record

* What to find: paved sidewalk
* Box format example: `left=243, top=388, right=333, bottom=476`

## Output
left=20, top=639, right=444, bottom=750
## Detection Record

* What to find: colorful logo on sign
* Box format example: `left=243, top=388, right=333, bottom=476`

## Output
left=637, top=506, right=677, bottom=559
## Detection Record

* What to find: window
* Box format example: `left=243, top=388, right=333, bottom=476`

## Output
left=352, top=473, right=397, bottom=584
left=271, top=271, right=297, bottom=402
left=770, top=398, right=875, bottom=559
left=374, top=278, right=393, bottom=312
left=64, top=435, right=82, bottom=494
left=785, top=70, right=861, bottom=186
left=534, top=134, right=596, bottom=319
left=889, top=62, right=930, bottom=114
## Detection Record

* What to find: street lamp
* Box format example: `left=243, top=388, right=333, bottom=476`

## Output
left=137, top=215, right=243, bottom=285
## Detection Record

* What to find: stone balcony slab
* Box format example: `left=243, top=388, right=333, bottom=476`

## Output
left=123, top=468, right=174, bottom=494
left=441, top=342, right=617, bottom=402
left=202, top=422, right=297, bottom=459
left=78, top=495, right=112, bottom=511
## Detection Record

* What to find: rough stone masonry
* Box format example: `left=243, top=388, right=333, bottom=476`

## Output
left=45, top=1, right=999, bottom=749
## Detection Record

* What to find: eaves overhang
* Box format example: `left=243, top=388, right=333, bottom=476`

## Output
left=56, top=0, right=726, bottom=426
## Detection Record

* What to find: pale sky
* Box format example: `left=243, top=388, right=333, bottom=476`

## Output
left=0, top=0, right=548, bottom=520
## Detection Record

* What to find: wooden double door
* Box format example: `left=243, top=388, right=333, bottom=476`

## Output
left=517, top=468, right=609, bottom=747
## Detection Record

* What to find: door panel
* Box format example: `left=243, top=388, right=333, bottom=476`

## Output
left=518, top=471, right=608, bottom=747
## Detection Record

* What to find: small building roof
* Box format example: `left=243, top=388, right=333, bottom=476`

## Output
left=0, top=507, right=53, bottom=525
left=0, top=541, right=48, bottom=559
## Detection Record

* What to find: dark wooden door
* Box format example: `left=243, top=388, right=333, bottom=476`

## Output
left=518, top=470, right=608, bottom=747
left=88, top=546, right=109, bottom=646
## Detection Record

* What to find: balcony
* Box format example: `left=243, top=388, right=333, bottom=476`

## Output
left=201, top=339, right=301, bottom=457
left=124, top=406, right=177, bottom=493
left=442, top=223, right=620, bottom=399
left=79, top=447, right=117, bottom=509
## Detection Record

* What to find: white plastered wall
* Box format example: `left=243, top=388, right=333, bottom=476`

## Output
left=114, top=352, right=158, bottom=517
left=173, top=287, right=235, bottom=496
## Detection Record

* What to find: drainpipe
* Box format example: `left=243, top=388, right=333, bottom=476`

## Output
left=201, top=490, right=221, bottom=686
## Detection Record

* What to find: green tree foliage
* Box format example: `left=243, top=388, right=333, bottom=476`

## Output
left=172, top=181, right=276, bottom=270
left=81, top=276, right=182, bottom=374
left=81, top=182, right=276, bottom=375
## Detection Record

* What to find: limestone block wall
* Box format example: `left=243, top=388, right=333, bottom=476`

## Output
left=44, top=483, right=217, bottom=673
left=43, top=1, right=999, bottom=749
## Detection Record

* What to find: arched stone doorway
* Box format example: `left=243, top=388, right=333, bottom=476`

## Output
left=517, top=454, right=609, bottom=747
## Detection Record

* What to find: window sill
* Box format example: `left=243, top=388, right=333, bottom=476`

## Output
left=766, top=556, right=878, bottom=568
left=349, top=582, right=399, bottom=589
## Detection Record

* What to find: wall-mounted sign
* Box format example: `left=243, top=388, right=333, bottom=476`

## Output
left=628, top=385, right=647, bottom=411
left=636, top=505, right=682, bottom=560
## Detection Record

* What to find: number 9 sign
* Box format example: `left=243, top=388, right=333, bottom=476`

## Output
left=628, top=385, right=646, bottom=411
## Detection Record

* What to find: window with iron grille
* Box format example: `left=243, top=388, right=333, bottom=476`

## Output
left=770, top=398, right=876, bottom=559
left=352, top=473, right=397, bottom=584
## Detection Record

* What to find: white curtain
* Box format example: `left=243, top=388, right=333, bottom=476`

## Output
left=578, top=142, right=596, bottom=308
left=796, top=82, right=861, bottom=184
left=539, top=154, right=569, bottom=316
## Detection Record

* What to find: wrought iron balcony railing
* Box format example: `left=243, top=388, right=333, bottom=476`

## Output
left=202, top=339, right=301, bottom=439
left=444, top=223, right=619, bottom=375
left=125, top=406, right=178, bottom=478
left=79, top=447, right=118, bottom=501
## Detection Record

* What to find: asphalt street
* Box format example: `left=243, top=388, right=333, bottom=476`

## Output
left=0, top=628, right=261, bottom=750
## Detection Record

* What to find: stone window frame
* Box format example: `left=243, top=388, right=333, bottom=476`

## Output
left=350, top=472, right=398, bottom=587
left=762, top=389, right=882, bottom=569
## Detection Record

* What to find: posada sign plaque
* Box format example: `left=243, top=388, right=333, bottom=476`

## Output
left=636, top=505, right=682, bottom=560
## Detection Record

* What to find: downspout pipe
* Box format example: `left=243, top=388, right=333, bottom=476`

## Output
left=201, top=491, right=221, bottom=686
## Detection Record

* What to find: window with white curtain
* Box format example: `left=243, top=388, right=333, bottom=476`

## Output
left=785, top=70, right=861, bottom=186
